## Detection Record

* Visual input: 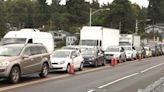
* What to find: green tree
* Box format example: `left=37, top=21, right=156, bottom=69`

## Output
left=49, top=0, right=62, bottom=30
left=66, top=0, right=90, bottom=28
left=148, top=0, right=161, bottom=24
left=104, top=0, right=135, bottom=33
left=5, top=0, right=37, bottom=28
left=137, top=7, right=148, bottom=34
left=159, top=0, right=164, bottom=22
left=35, top=0, right=50, bottom=30
left=0, top=0, right=7, bottom=37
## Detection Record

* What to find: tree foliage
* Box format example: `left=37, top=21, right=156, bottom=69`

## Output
left=0, top=0, right=153, bottom=38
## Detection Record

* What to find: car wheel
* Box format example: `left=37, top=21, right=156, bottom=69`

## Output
left=102, top=58, right=106, bottom=66
left=66, top=64, right=71, bottom=73
left=124, top=56, right=127, bottom=62
left=39, top=63, right=49, bottom=78
left=9, top=66, right=20, bottom=84
left=79, top=62, right=83, bottom=71
left=131, top=55, right=134, bottom=61
left=94, top=60, right=98, bottom=67
left=118, top=58, right=122, bottom=63
left=135, top=55, right=137, bottom=60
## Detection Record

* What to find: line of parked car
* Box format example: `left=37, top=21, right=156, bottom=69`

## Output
left=0, top=42, right=164, bottom=84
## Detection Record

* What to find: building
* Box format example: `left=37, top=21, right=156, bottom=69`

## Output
left=145, top=25, right=164, bottom=33
left=49, top=30, right=71, bottom=41
left=161, top=34, right=164, bottom=43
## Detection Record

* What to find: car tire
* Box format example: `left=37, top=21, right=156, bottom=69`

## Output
left=102, top=58, right=106, bottom=66
left=124, top=56, right=127, bottom=62
left=79, top=62, right=83, bottom=71
left=39, top=63, right=49, bottom=78
left=94, top=60, right=98, bottom=67
left=135, top=55, right=137, bottom=60
left=131, top=55, right=134, bottom=61
left=8, top=66, right=20, bottom=84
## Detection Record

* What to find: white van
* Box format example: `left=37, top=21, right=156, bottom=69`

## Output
left=1, top=28, right=54, bottom=53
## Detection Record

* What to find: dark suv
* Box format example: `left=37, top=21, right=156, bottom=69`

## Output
left=0, top=44, right=51, bottom=83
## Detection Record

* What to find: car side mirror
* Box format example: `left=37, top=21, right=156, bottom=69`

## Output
left=22, top=55, right=29, bottom=58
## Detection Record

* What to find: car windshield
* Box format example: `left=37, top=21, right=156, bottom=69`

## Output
left=81, top=49, right=96, bottom=55
left=136, top=47, right=142, bottom=51
left=144, top=47, right=149, bottom=51
left=106, top=48, right=119, bottom=52
left=62, top=47, right=77, bottom=50
left=1, top=38, right=26, bottom=45
left=123, top=47, right=132, bottom=51
left=0, top=46, right=23, bottom=56
left=52, top=51, right=70, bottom=58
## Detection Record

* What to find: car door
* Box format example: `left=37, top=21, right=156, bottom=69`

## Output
left=76, top=51, right=83, bottom=68
left=30, top=46, right=42, bottom=72
left=21, top=46, right=41, bottom=74
left=21, top=46, right=35, bottom=74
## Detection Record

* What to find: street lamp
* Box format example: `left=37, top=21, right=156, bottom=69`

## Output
left=89, top=8, right=110, bottom=26
left=135, top=19, right=151, bottom=34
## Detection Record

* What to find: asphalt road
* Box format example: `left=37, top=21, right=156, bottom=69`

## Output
left=1, top=56, right=164, bottom=92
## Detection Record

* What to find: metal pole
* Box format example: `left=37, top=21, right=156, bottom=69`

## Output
left=89, top=8, right=92, bottom=26
left=119, top=21, right=121, bottom=32
left=135, top=20, right=138, bottom=34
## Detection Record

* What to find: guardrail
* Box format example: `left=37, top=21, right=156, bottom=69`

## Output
left=138, top=76, right=164, bottom=92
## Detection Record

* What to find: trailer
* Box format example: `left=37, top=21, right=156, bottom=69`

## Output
left=80, top=26, right=120, bottom=50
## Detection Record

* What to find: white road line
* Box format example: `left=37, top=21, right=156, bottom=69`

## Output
left=87, top=89, right=95, bottom=92
left=0, top=66, right=109, bottom=91
left=140, top=63, right=164, bottom=73
left=98, top=73, right=139, bottom=89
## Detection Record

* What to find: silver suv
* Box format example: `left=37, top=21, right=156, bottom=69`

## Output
left=0, top=44, right=51, bottom=83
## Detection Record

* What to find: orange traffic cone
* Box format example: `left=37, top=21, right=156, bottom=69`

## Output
left=111, top=56, right=117, bottom=66
left=69, top=61, right=75, bottom=74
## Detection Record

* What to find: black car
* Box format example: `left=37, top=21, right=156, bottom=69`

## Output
left=82, top=48, right=105, bottom=67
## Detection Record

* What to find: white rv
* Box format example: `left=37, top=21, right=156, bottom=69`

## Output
left=1, top=28, right=54, bottom=53
left=80, top=26, right=120, bottom=50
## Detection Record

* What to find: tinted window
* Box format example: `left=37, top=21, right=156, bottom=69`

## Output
left=30, top=46, right=41, bottom=55
left=23, top=47, right=32, bottom=56
left=39, top=46, right=47, bottom=53
left=52, top=51, right=70, bottom=58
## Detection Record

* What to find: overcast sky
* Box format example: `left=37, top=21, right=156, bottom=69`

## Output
left=47, top=0, right=149, bottom=7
